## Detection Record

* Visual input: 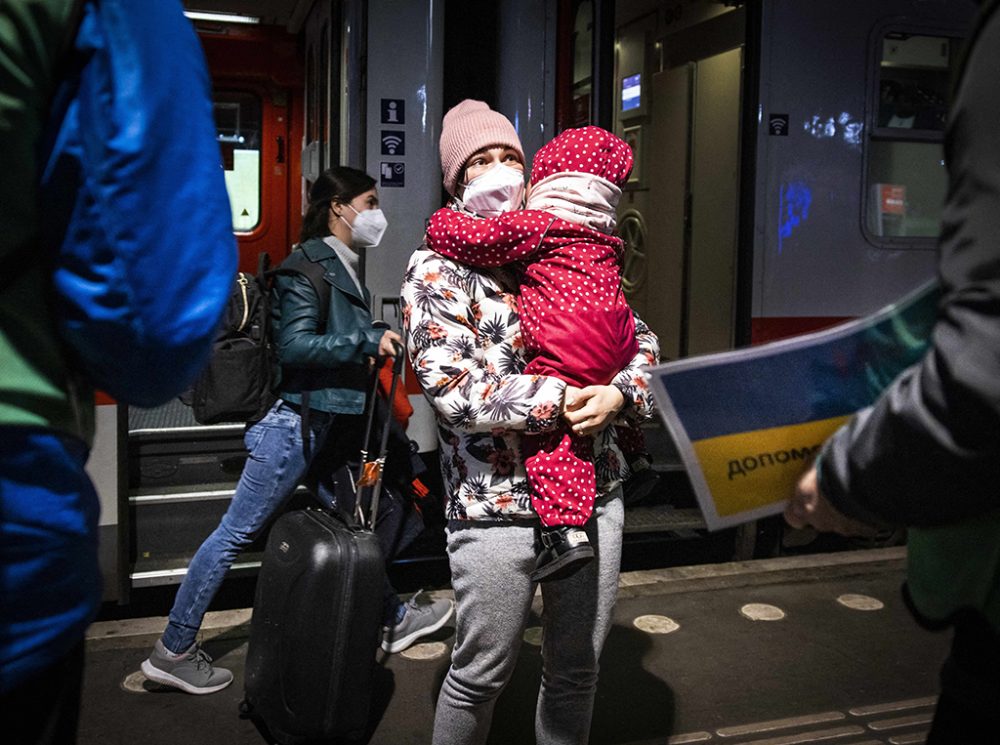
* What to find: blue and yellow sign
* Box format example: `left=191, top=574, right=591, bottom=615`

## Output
left=649, top=281, right=940, bottom=530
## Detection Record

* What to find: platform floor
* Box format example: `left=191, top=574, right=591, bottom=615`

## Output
left=78, top=547, right=950, bottom=745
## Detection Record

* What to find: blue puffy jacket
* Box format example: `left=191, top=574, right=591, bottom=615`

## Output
left=0, top=0, right=235, bottom=691
left=41, top=0, right=237, bottom=411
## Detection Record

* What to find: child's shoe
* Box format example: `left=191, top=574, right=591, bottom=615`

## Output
left=530, top=525, right=595, bottom=582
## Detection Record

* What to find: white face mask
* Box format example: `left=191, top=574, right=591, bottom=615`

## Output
left=342, top=205, right=388, bottom=248
left=459, top=162, right=525, bottom=217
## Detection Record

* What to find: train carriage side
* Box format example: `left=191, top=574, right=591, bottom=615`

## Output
left=750, top=0, right=976, bottom=342
left=600, top=0, right=978, bottom=553
left=609, top=0, right=976, bottom=355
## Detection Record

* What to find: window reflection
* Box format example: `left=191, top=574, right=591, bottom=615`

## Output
left=876, top=34, right=951, bottom=132
left=867, top=142, right=946, bottom=237
left=866, top=33, right=957, bottom=240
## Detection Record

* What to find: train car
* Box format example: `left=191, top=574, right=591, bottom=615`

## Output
left=606, top=0, right=977, bottom=553
left=609, top=0, right=977, bottom=355
left=90, top=0, right=979, bottom=604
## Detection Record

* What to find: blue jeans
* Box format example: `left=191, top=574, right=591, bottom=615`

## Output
left=162, top=400, right=402, bottom=654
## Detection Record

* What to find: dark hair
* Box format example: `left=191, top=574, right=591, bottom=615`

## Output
left=300, top=166, right=376, bottom=242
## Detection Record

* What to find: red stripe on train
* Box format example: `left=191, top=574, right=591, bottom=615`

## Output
left=750, top=316, right=853, bottom=345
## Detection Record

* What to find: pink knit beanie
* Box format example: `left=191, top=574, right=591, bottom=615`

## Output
left=439, top=99, right=524, bottom=196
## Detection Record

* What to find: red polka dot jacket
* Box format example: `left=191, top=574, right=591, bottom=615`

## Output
left=426, top=207, right=639, bottom=387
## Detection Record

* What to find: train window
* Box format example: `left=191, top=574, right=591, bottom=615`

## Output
left=876, top=34, right=950, bottom=131
left=865, top=33, right=957, bottom=241
left=214, top=91, right=262, bottom=232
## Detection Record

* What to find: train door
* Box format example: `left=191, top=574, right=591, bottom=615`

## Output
left=106, top=21, right=304, bottom=602
left=551, top=1, right=749, bottom=553
left=614, top=2, right=745, bottom=359
left=197, top=21, right=305, bottom=269
left=301, top=0, right=338, bottom=185
left=214, top=84, right=289, bottom=272
left=614, top=3, right=752, bottom=553
left=639, top=47, right=743, bottom=359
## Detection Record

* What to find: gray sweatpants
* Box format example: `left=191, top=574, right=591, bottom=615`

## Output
left=432, top=491, right=624, bottom=745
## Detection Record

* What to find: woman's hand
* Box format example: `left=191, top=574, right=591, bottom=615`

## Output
left=562, top=385, right=625, bottom=437
left=378, top=330, right=403, bottom=358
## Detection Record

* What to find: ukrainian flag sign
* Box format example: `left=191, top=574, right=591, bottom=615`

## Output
left=648, top=281, right=941, bottom=530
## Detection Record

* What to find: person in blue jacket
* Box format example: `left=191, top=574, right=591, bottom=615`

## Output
left=0, top=1, right=235, bottom=743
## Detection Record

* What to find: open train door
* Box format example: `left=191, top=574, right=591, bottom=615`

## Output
left=198, top=21, right=305, bottom=270
left=95, top=21, right=305, bottom=604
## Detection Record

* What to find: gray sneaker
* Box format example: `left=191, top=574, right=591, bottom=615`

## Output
left=381, top=591, right=454, bottom=654
left=141, top=639, right=234, bottom=695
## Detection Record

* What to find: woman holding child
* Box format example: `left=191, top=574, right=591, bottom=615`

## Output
left=401, top=100, right=659, bottom=744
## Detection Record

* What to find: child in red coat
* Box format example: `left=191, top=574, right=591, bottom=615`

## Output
left=426, top=126, right=641, bottom=581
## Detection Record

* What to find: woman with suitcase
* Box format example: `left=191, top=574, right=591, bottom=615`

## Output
left=142, top=166, right=453, bottom=695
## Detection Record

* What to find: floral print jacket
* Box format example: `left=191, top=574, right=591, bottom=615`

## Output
left=401, top=243, right=659, bottom=522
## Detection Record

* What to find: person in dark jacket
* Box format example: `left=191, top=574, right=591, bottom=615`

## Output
left=785, top=4, right=1000, bottom=742
left=1, top=1, right=235, bottom=743
left=142, top=166, right=454, bottom=694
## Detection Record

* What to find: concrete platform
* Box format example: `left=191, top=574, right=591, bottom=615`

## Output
left=78, top=547, right=950, bottom=745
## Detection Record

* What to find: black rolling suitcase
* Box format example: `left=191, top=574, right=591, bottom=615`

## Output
left=243, top=346, right=406, bottom=744
left=243, top=509, right=384, bottom=743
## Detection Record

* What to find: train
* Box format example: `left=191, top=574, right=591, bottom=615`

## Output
left=88, top=0, right=980, bottom=604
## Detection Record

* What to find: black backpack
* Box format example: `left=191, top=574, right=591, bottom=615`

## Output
left=190, top=253, right=329, bottom=425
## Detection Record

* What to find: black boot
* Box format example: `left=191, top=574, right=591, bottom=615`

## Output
left=530, top=525, right=595, bottom=583
left=622, top=453, right=661, bottom=507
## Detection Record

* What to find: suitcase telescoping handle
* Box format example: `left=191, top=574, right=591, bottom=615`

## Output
left=355, top=337, right=405, bottom=530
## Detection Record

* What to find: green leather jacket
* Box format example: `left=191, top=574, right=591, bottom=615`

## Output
left=272, top=237, right=384, bottom=415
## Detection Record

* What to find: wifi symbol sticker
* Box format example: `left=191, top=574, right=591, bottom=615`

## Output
left=769, top=114, right=789, bottom=136
left=381, top=131, right=406, bottom=155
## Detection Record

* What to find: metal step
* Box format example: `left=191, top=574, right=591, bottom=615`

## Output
left=624, top=504, right=705, bottom=535
left=640, top=419, right=687, bottom=472
left=126, top=485, right=320, bottom=588
left=121, top=403, right=710, bottom=590
left=129, top=484, right=308, bottom=505
left=128, top=398, right=244, bottom=437
left=130, top=555, right=264, bottom=588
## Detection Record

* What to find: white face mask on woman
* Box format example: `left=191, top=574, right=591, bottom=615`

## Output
left=459, top=163, right=525, bottom=217
left=342, top=205, right=388, bottom=248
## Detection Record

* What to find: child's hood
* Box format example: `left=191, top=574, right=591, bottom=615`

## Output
left=529, top=126, right=633, bottom=188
